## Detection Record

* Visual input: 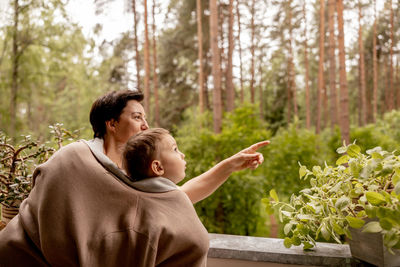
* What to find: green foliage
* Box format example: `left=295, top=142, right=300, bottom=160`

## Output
left=0, top=0, right=122, bottom=142
left=265, top=143, right=400, bottom=252
left=0, top=124, right=78, bottom=208
left=262, top=122, right=322, bottom=197
left=176, top=104, right=271, bottom=236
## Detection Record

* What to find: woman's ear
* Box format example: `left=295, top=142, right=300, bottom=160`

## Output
left=151, top=160, right=164, bottom=176
left=105, top=119, right=117, bottom=133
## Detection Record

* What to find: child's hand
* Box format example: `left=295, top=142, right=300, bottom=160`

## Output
left=226, top=140, right=270, bottom=172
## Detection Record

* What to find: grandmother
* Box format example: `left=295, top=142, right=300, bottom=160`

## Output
left=0, top=90, right=269, bottom=266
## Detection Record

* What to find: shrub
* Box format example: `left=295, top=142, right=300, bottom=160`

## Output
left=175, top=105, right=271, bottom=236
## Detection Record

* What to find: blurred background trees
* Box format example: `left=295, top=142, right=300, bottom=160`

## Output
left=1, top=0, right=400, bottom=237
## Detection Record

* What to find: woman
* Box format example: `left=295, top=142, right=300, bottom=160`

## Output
left=0, top=90, right=269, bottom=266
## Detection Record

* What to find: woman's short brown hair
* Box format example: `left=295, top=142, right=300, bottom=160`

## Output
left=89, top=90, right=144, bottom=139
left=123, top=128, right=170, bottom=181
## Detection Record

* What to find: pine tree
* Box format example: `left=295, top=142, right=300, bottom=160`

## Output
left=143, top=0, right=151, bottom=115
left=358, top=0, right=367, bottom=126
left=372, top=0, right=378, bottom=122
left=316, top=0, right=325, bottom=135
left=337, top=0, right=350, bottom=144
left=152, top=0, right=160, bottom=126
left=132, top=0, right=141, bottom=91
left=210, top=0, right=222, bottom=133
left=226, top=0, right=235, bottom=111
left=196, top=0, right=205, bottom=113
left=303, top=0, right=311, bottom=129
left=236, top=0, right=244, bottom=103
left=328, top=0, right=338, bottom=128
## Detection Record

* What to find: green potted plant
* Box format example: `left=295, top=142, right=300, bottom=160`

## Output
left=263, top=143, right=400, bottom=266
left=0, top=124, right=78, bottom=225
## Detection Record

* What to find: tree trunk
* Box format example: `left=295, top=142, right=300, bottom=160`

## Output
left=288, top=4, right=297, bottom=120
left=204, top=52, right=211, bottom=110
left=219, top=4, right=225, bottom=101
left=132, top=0, right=141, bottom=92
left=196, top=0, right=205, bottom=113
left=152, top=0, right=159, bottom=126
left=358, top=1, right=366, bottom=126
left=389, top=0, right=394, bottom=111
left=397, top=60, right=400, bottom=109
left=143, top=0, right=151, bottom=116
left=226, top=0, right=234, bottom=111
left=328, top=0, right=337, bottom=129
left=236, top=0, right=244, bottom=103
left=372, top=0, right=377, bottom=122
left=259, top=58, right=264, bottom=119
left=303, top=0, right=311, bottom=129
left=383, top=54, right=389, bottom=115
left=337, top=0, right=350, bottom=144
left=316, top=0, right=325, bottom=135
left=10, top=0, right=20, bottom=139
left=250, top=0, right=255, bottom=104
left=210, top=0, right=222, bottom=133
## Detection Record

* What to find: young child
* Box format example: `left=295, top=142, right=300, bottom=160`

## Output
left=123, top=128, right=186, bottom=184
left=122, top=128, right=209, bottom=266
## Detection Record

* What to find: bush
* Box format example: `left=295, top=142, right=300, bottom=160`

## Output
left=262, top=122, right=323, bottom=198
left=175, top=104, right=271, bottom=236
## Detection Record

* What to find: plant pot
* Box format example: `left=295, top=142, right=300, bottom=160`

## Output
left=1, top=205, right=19, bottom=224
left=348, top=226, right=400, bottom=267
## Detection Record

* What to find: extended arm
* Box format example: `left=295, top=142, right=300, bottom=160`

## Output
left=180, top=140, right=269, bottom=204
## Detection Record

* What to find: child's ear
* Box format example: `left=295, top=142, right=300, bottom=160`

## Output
left=151, top=160, right=164, bottom=176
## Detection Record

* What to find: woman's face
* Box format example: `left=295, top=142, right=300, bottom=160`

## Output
left=113, top=100, right=149, bottom=144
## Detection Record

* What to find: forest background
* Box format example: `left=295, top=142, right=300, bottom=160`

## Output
left=1, top=0, right=400, bottom=238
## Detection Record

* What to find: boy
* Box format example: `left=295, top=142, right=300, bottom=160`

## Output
left=122, top=128, right=209, bottom=266
left=123, top=128, right=186, bottom=184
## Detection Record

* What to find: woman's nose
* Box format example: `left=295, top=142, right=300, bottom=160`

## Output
left=142, top=120, right=149, bottom=130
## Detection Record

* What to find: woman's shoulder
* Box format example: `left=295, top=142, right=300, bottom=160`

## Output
left=36, top=140, right=92, bottom=170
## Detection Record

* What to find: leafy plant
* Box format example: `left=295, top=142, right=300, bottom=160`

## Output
left=0, top=124, right=78, bottom=208
left=263, top=143, right=400, bottom=253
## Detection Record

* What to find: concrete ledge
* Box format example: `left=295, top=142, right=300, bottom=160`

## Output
left=208, top=234, right=355, bottom=267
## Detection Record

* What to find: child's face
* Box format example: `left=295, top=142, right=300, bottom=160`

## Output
left=159, top=134, right=186, bottom=183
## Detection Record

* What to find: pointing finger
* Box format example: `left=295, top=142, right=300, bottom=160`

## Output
left=245, top=140, right=270, bottom=152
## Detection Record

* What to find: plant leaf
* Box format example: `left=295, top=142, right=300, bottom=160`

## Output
left=346, top=216, right=365, bottom=229
left=336, top=155, right=350, bottom=165
left=335, top=196, right=350, bottom=210
left=365, top=191, right=386, bottom=206
left=347, top=144, right=361, bottom=157
left=299, top=165, right=307, bottom=179
left=284, top=223, right=293, bottom=235
left=365, top=205, right=377, bottom=218
left=303, top=242, right=314, bottom=250
left=362, top=221, right=383, bottom=233
left=292, top=236, right=301, bottom=246
left=269, top=189, right=279, bottom=202
left=321, top=223, right=330, bottom=241
left=332, top=221, right=345, bottom=235
left=379, top=218, right=393, bottom=231
left=336, top=146, right=347, bottom=154
left=284, top=237, right=292, bottom=248
left=395, top=182, right=400, bottom=195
